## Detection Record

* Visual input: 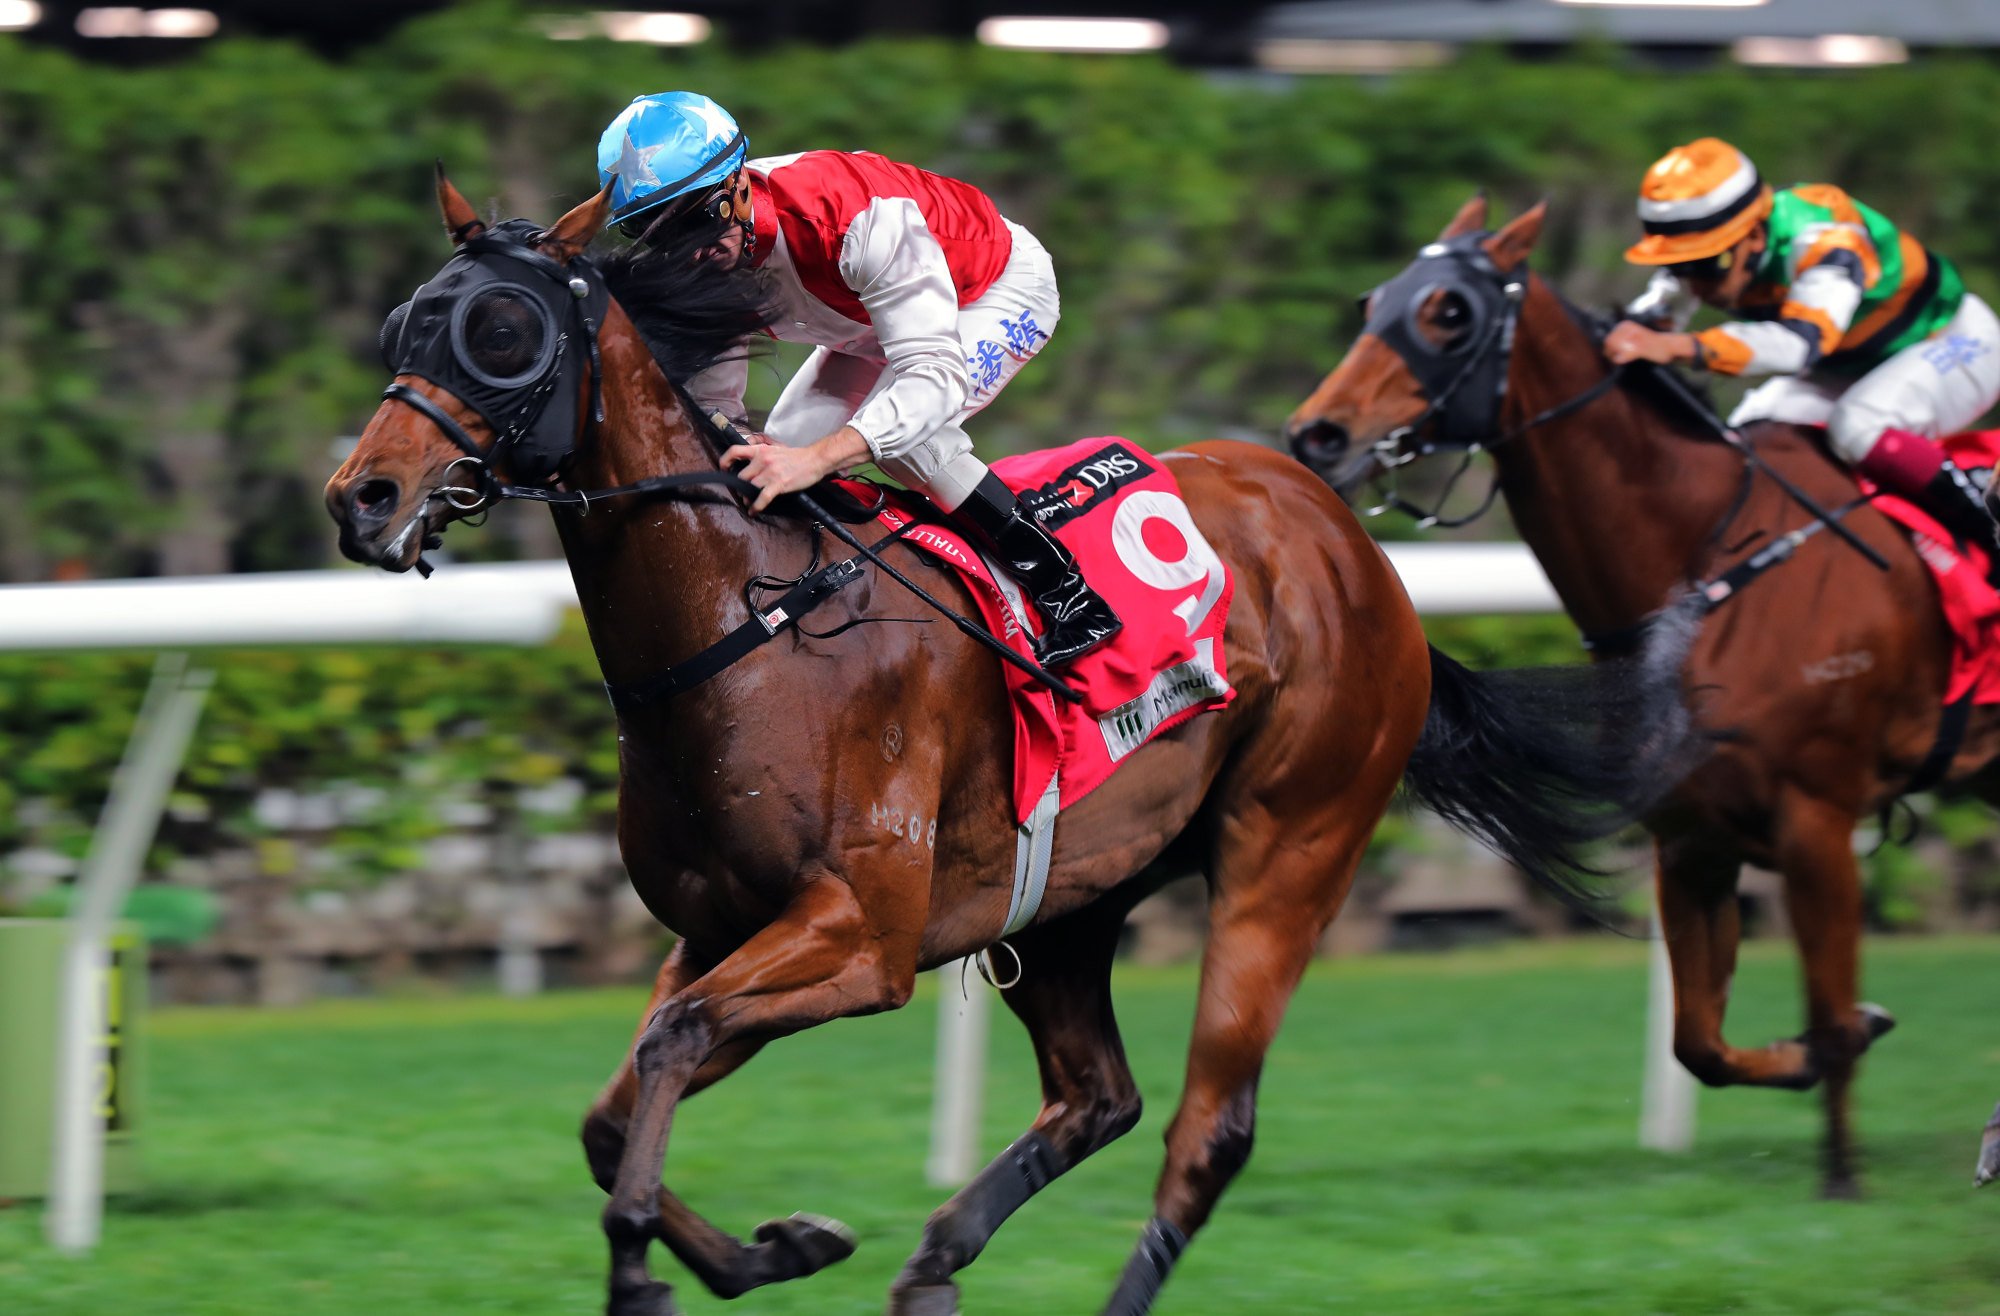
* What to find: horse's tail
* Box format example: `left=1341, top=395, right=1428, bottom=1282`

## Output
left=1401, top=590, right=1709, bottom=912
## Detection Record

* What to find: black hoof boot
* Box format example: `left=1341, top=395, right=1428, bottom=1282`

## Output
left=955, top=473, right=1123, bottom=669
left=753, top=1211, right=858, bottom=1280
left=1102, top=1217, right=1188, bottom=1316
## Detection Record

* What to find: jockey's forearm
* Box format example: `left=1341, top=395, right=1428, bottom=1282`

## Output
left=810, top=425, right=871, bottom=472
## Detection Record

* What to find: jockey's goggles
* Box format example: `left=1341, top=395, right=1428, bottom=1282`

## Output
left=1666, top=249, right=1734, bottom=281
left=619, top=173, right=750, bottom=243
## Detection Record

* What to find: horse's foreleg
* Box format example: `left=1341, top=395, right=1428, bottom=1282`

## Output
left=585, top=946, right=827, bottom=1303
left=601, top=873, right=920, bottom=1316
left=1655, top=834, right=1823, bottom=1089
left=888, top=902, right=1142, bottom=1316
left=585, top=942, right=711, bottom=1191
left=1774, top=789, right=1893, bottom=1199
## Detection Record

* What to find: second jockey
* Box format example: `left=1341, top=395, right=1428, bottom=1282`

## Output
left=595, top=91, right=1122, bottom=669
left=1606, top=137, right=2000, bottom=546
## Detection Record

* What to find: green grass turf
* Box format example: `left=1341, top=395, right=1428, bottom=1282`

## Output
left=4, top=936, right=2000, bottom=1314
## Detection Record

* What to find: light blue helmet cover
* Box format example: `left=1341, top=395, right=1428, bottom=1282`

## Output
left=596, top=92, right=748, bottom=226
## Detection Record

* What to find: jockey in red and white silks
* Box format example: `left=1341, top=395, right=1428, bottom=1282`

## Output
left=596, top=92, right=1120, bottom=668
left=687, top=149, right=1057, bottom=513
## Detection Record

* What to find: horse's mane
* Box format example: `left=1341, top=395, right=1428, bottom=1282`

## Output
left=1553, top=292, right=1727, bottom=440
left=597, top=217, right=782, bottom=391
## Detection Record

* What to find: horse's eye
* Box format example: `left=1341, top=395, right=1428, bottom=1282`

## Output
left=1436, top=291, right=1471, bottom=330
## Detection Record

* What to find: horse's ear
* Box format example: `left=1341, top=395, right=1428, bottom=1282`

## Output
left=538, top=178, right=617, bottom=265
left=1485, top=199, right=1547, bottom=272
left=435, top=161, right=485, bottom=246
left=1438, top=193, right=1489, bottom=241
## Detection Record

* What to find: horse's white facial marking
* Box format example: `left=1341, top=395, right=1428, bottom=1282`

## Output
left=388, top=511, right=426, bottom=565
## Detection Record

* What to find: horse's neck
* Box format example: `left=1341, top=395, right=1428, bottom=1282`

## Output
left=554, top=308, right=786, bottom=692
left=1490, top=281, right=1743, bottom=636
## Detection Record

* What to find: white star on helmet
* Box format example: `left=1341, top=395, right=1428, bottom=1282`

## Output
left=611, top=131, right=664, bottom=191
left=686, top=98, right=736, bottom=146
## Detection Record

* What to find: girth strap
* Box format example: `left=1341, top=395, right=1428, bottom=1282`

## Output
left=1905, top=689, right=1973, bottom=797
left=604, top=556, right=866, bottom=710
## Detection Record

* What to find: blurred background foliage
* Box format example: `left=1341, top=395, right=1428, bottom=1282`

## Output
left=6, top=8, right=2000, bottom=925
left=6, top=11, right=2000, bottom=578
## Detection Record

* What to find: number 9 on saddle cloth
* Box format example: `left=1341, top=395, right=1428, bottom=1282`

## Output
left=377, top=218, right=612, bottom=487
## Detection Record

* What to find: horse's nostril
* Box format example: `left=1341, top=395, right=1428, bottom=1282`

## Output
left=1288, top=418, right=1351, bottom=463
left=350, top=478, right=400, bottom=523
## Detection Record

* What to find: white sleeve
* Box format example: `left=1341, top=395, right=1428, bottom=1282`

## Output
left=838, top=198, right=970, bottom=461
left=684, top=348, right=751, bottom=429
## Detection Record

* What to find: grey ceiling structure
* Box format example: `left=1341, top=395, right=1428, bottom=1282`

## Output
left=1259, top=0, right=2000, bottom=49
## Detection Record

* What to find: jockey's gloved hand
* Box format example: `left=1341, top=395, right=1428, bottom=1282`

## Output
left=1624, top=269, right=1695, bottom=331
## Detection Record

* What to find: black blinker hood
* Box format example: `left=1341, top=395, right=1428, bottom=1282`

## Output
left=379, top=218, right=610, bottom=485
left=1360, top=230, right=1525, bottom=452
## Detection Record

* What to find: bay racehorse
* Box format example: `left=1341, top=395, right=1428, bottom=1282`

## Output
left=326, top=176, right=1685, bottom=1313
left=1285, top=194, right=2000, bottom=1198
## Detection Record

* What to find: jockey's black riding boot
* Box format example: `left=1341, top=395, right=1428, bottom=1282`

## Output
left=957, top=473, right=1123, bottom=668
left=1918, top=458, right=2000, bottom=555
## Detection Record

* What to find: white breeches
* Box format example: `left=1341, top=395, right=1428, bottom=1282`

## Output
left=762, top=220, right=1061, bottom=510
left=1729, top=292, right=2000, bottom=463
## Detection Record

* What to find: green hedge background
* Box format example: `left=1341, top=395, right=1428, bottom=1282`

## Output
left=5, top=9, right=1998, bottom=917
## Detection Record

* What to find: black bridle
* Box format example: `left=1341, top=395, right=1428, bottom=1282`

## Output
left=373, top=222, right=1083, bottom=704
left=1344, top=231, right=1625, bottom=527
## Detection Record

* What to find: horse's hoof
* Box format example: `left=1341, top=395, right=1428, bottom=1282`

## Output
left=887, top=1280, right=963, bottom=1316
left=607, top=1279, right=680, bottom=1316
left=1858, top=1003, right=1896, bottom=1042
left=1974, top=1103, right=2000, bottom=1187
left=754, top=1211, right=859, bottom=1279
left=1820, top=1175, right=1862, bottom=1203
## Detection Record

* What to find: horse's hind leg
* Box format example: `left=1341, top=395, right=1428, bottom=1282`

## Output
left=887, top=900, right=1143, bottom=1316
left=1102, top=802, right=1383, bottom=1316
left=1773, top=789, right=1894, bottom=1199
left=1654, top=833, right=1820, bottom=1089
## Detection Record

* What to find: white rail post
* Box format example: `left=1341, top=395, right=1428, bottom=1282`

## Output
left=47, top=653, right=214, bottom=1253
left=926, top=959, right=990, bottom=1187
left=1639, top=897, right=1697, bottom=1152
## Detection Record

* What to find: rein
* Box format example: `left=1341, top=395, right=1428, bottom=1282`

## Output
left=1364, top=366, right=1627, bottom=529
left=379, top=386, right=1086, bottom=706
